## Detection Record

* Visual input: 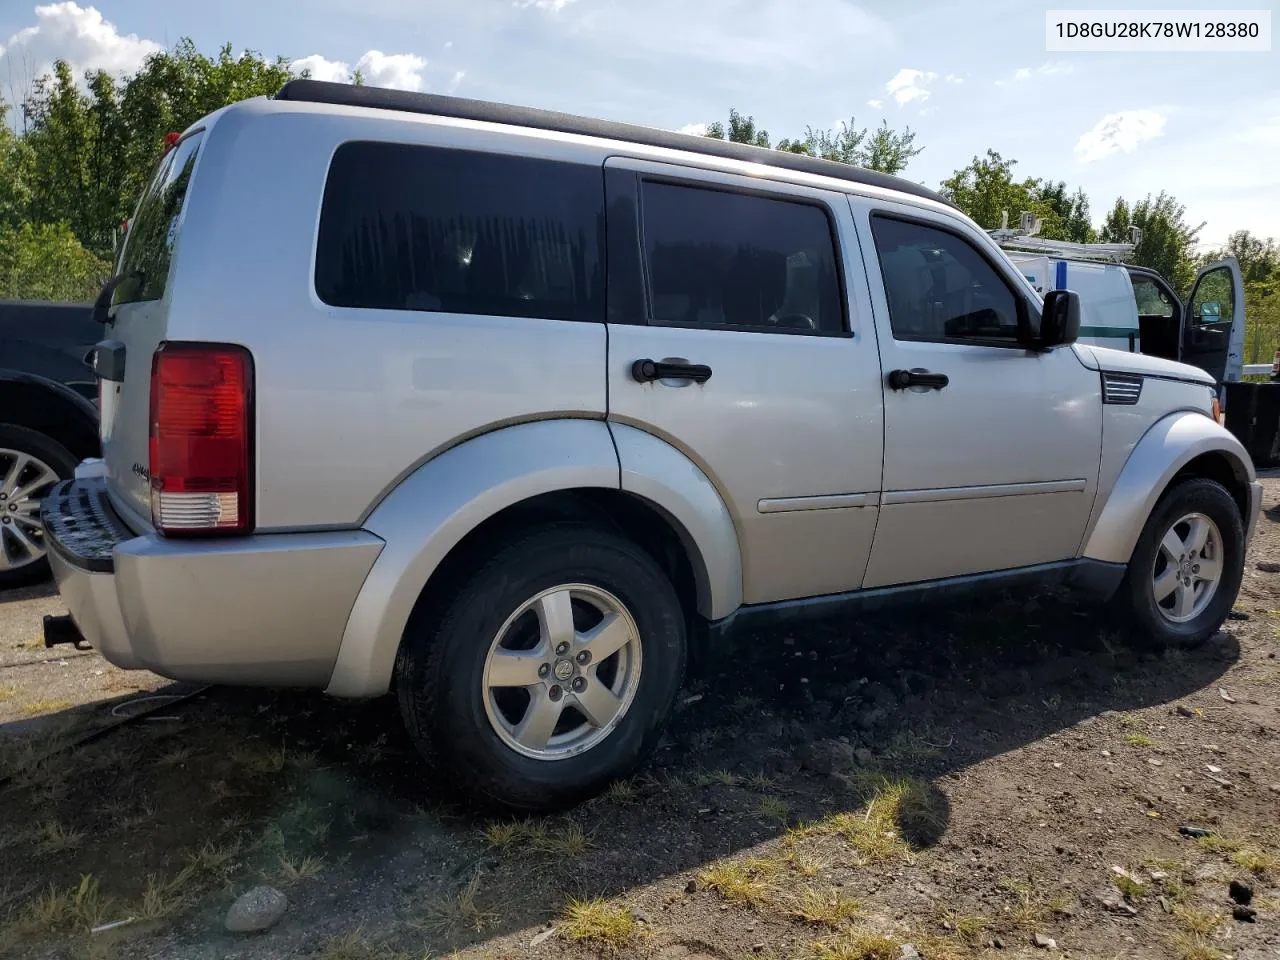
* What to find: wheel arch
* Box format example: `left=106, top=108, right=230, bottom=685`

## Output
left=326, top=419, right=741, bottom=698
left=0, top=371, right=100, bottom=462
left=1083, top=411, right=1255, bottom=566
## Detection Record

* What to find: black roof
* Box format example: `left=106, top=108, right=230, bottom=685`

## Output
left=274, top=79, right=952, bottom=209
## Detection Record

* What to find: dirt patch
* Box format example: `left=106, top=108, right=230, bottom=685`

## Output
left=2, top=485, right=1279, bottom=960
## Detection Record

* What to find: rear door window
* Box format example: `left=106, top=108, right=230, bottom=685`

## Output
left=315, top=142, right=605, bottom=323
left=638, top=180, right=845, bottom=334
left=113, top=131, right=204, bottom=306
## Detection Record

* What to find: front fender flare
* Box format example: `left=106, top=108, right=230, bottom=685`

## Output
left=326, top=419, right=619, bottom=698
left=1083, top=411, right=1255, bottom=565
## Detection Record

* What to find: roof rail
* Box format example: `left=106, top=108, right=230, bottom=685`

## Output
left=273, top=79, right=956, bottom=209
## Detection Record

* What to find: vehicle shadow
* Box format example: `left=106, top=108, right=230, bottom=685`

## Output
left=0, top=585, right=1241, bottom=956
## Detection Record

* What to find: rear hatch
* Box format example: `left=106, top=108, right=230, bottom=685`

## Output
left=98, top=131, right=205, bottom=529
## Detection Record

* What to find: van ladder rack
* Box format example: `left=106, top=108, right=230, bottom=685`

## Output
left=988, top=232, right=1137, bottom=263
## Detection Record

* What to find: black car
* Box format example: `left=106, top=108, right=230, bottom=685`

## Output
left=0, top=300, right=100, bottom=586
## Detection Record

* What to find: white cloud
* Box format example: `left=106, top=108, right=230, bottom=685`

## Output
left=1074, top=109, right=1167, bottom=163
left=0, top=2, right=160, bottom=86
left=998, top=61, right=1073, bottom=85
left=885, top=68, right=936, bottom=106
left=444, top=40, right=453, bottom=49
left=448, top=70, right=465, bottom=93
left=356, top=50, right=427, bottom=91
left=290, top=53, right=349, bottom=83
left=944, top=73, right=964, bottom=84
left=290, top=49, right=427, bottom=91
left=677, top=122, right=708, bottom=136
left=866, top=99, right=884, bottom=110
left=515, top=0, right=579, bottom=10
left=558, top=0, right=891, bottom=75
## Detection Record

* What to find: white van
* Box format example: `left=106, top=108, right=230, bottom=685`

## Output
left=1000, top=240, right=1246, bottom=387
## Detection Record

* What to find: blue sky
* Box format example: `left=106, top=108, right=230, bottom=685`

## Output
left=1, top=0, right=1277, bottom=251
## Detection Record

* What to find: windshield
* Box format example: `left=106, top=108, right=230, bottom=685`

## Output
left=111, top=131, right=205, bottom=306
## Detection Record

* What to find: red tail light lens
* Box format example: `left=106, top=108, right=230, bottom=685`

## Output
left=148, top=342, right=253, bottom=536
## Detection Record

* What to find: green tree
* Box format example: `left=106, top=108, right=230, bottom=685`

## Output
left=704, top=108, right=771, bottom=148
left=1101, top=191, right=1203, bottom=291
left=939, top=149, right=1038, bottom=232
left=1100, top=197, right=1130, bottom=244
left=1203, top=230, right=1280, bottom=364
left=20, top=40, right=293, bottom=259
left=861, top=121, right=923, bottom=176
left=704, top=109, right=923, bottom=174
left=939, top=150, right=1094, bottom=241
left=0, top=222, right=110, bottom=300
left=0, top=99, right=32, bottom=229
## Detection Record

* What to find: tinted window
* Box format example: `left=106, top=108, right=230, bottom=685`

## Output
left=640, top=181, right=843, bottom=334
left=871, top=216, right=1021, bottom=344
left=1189, top=266, right=1235, bottom=326
left=316, top=142, right=604, bottom=322
left=113, top=131, right=204, bottom=306
left=1132, top=276, right=1175, bottom=318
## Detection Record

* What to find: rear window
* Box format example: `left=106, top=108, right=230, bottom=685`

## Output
left=113, top=131, right=204, bottom=306
left=315, top=141, right=605, bottom=322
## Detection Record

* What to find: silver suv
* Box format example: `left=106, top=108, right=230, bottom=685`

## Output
left=42, top=80, right=1262, bottom=811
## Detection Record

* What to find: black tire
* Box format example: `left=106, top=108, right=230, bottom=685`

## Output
left=1119, top=478, right=1245, bottom=648
left=0, top=424, right=78, bottom=589
left=394, top=521, right=687, bottom=812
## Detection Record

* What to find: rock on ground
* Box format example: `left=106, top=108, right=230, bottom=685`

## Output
left=224, top=886, right=288, bottom=933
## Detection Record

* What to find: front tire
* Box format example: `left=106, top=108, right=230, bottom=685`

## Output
left=1120, top=478, right=1244, bottom=648
left=394, top=522, right=686, bottom=812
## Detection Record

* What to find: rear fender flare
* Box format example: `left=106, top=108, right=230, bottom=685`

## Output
left=327, top=419, right=619, bottom=698
left=610, top=422, right=743, bottom=620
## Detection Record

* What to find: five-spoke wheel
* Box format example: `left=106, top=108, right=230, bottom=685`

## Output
left=395, top=521, right=686, bottom=812
left=482, top=584, right=643, bottom=760
left=1123, top=478, right=1245, bottom=647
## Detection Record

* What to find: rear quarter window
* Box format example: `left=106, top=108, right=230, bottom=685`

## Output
left=315, top=141, right=605, bottom=323
left=113, top=131, right=204, bottom=306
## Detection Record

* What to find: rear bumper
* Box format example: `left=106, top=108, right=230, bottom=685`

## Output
left=42, top=477, right=384, bottom=687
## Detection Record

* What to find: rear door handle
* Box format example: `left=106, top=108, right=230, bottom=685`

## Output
left=887, top=368, right=949, bottom=391
left=632, top=358, right=713, bottom=384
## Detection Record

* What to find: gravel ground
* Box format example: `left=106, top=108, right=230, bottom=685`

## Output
left=1, top=481, right=1278, bottom=960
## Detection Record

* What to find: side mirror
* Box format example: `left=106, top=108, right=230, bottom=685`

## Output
left=1039, top=289, right=1080, bottom=348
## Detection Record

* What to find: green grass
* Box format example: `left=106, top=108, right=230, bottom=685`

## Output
left=559, top=898, right=647, bottom=951
left=757, top=795, right=790, bottom=824
left=998, top=878, right=1072, bottom=929
left=804, top=928, right=902, bottom=960
left=698, top=857, right=783, bottom=910
left=7, top=875, right=114, bottom=936
left=1172, top=905, right=1224, bottom=936
left=416, top=873, right=496, bottom=936
left=787, top=887, right=861, bottom=926
left=35, top=820, right=83, bottom=854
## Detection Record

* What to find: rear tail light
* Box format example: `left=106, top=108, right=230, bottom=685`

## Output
left=148, top=342, right=253, bottom=535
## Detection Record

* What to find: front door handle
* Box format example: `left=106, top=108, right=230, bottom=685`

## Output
left=887, top=368, right=949, bottom=391
left=632, top=358, right=713, bottom=384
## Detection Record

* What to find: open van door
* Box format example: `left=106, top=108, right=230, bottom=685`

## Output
left=1183, top=256, right=1245, bottom=383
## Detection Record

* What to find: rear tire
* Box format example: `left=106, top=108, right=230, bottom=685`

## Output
left=0, top=425, right=77, bottom=589
left=394, top=521, right=686, bottom=812
left=1119, top=478, right=1244, bottom=649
